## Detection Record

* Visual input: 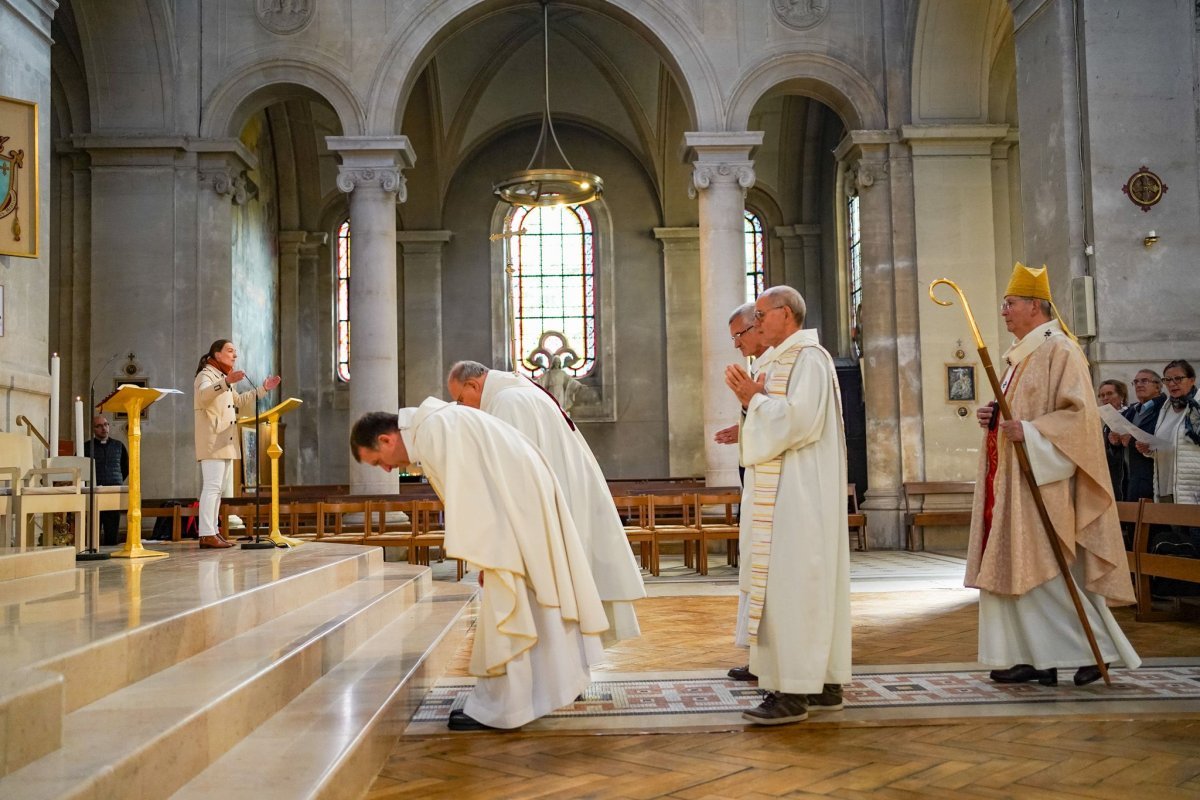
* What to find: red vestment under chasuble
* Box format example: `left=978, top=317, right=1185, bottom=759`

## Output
left=967, top=321, right=1135, bottom=606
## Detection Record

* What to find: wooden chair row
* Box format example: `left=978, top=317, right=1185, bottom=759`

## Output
left=615, top=485, right=868, bottom=577
left=1118, top=499, right=1200, bottom=621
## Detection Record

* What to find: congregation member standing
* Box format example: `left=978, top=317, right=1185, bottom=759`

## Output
left=446, top=360, right=645, bottom=644
left=83, top=414, right=128, bottom=546
left=1119, top=370, right=1166, bottom=503
left=351, top=401, right=608, bottom=731
left=1097, top=379, right=1127, bottom=499
left=972, top=265, right=1138, bottom=688
left=1139, top=360, right=1200, bottom=504
left=724, top=285, right=850, bottom=725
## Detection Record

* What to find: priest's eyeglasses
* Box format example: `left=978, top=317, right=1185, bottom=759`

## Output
left=731, top=324, right=754, bottom=341
left=753, top=305, right=785, bottom=321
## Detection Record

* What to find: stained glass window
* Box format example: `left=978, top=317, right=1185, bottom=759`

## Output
left=506, top=204, right=596, bottom=377
left=744, top=210, right=766, bottom=302
left=846, top=193, right=863, bottom=359
left=335, top=219, right=350, bottom=382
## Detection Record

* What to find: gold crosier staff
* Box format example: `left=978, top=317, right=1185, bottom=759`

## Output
left=929, top=278, right=1111, bottom=687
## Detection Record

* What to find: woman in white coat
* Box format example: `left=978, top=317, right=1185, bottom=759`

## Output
left=193, top=339, right=280, bottom=548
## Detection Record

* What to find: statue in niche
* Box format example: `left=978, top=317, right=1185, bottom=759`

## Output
left=526, top=332, right=593, bottom=414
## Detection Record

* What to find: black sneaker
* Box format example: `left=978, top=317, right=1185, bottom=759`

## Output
left=727, top=664, right=758, bottom=682
left=447, top=709, right=497, bottom=731
left=804, top=683, right=844, bottom=712
left=742, top=691, right=808, bottom=725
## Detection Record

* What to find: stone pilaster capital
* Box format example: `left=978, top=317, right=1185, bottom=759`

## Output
left=335, top=167, right=406, bottom=199
left=198, top=167, right=258, bottom=205
left=683, top=131, right=764, bottom=200
left=279, top=230, right=328, bottom=256
left=327, top=135, right=417, bottom=202
left=688, top=161, right=757, bottom=199
left=396, top=229, right=453, bottom=255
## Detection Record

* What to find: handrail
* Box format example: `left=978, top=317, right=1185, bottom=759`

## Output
left=15, top=415, right=50, bottom=450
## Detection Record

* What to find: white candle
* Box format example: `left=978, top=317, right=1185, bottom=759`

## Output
left=74, top=397, right=85, bottom=457
left=49, top=353, right=60, bottom=458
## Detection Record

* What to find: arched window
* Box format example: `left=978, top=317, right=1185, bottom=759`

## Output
left=335, top=219, right=350, bottom=382
left=846, top=193, right=863, bottom=359
left=505, top=204, right=597, bottom=377
left=744, top=209, right=766, bottom=302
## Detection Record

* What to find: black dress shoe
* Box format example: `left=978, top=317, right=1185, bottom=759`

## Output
left=988, top=664, right=1058, bottom=686
left=1074, top=664, right=1107, bottom=686
left=447, top=709, right=497, bottom=731
left=728, top=665, right=758, bottom=682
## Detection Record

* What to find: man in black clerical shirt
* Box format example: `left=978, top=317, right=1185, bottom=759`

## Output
left=83, top=414, right=129, bottom=545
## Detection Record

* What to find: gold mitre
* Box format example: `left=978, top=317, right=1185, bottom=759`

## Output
left=1005, top=262, right=1052, bottom=302
left=1004, top=262, right=1077, bottom=342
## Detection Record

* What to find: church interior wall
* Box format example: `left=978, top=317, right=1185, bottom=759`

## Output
left=10, top=0, right=1199, bottom=514
left=0, top=1, right=54, bottom=444
left=436, top=122, right=669, bottom=478
left=231, top=112, right=281, bottom=399
left=1081, top=0, right=1200, bottom=382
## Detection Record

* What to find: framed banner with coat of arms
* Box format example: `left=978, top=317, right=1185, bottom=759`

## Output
left=0, top=95, right=37, bottom=258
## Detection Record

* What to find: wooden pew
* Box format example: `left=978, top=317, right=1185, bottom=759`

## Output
left=902, top=481, right=975, bottom=551
left=1132, top=500, right=1200, bottom=621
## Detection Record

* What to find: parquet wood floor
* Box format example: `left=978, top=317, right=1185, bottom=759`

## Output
left=371, top=588, right=1200, bottom=799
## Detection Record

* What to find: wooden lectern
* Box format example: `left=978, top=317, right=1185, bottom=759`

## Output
left=100, top=385, right=180, bottom=559
left=237, top=397, right=304, bottom=548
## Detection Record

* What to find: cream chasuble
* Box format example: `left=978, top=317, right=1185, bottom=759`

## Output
left=969, top=321, right=1139, bottom=670
left=737, top=329, right=851, bottom=694
left=479, top=371, right=645, bottom=644
left=400, top=398, right=607, bottom=727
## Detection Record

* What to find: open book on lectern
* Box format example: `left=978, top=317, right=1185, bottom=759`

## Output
left=97, top=384, right=183, bottom=413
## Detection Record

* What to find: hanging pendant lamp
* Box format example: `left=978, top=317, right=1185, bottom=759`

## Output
left=493, top=0, right=603, bottom=207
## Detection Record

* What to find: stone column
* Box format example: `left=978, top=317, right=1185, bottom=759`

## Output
left=835, top=132, right=904, bottom=546
left=774, top=223, right=822, bottom=330
left=397, top=230, right=452, bottom=406
left=196, top=145, right=257, bottom=335
left=684, top=132, right=763, bottom=488
left=903, top=125, right=1010, bottom=491
left=653, top=226, right=704, bottom=477
left=327, top=136, right=415, bottom=494
left=1009, top=0, right=1087, bottom=298
left=279, top=230, right=327, bottom=484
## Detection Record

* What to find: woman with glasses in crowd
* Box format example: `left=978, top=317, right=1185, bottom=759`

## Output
left=1137, top=360, right=1200, bottom=504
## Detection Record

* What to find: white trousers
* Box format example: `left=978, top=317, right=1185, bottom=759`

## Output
left=198, top=459, right=231, bottom=537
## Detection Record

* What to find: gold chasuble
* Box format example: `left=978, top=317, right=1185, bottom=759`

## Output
left=967, top=321, right=1135, bottom=605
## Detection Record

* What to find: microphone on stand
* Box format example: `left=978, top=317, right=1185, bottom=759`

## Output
left=79, top=351, right=123, bottom=562
left=236, top=371, right=273, bottom=550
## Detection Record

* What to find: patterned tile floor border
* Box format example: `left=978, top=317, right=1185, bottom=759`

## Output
left=413, top=665, right=1200, bottom=723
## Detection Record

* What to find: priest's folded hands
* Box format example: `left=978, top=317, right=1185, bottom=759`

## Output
left=725, top=363, right=767, bottom=407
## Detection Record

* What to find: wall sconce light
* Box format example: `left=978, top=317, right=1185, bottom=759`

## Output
left=1143, top=230, right=1159, bottom=248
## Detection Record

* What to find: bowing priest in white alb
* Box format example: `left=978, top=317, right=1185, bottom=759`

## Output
left=725, top=286, right=852, bottom=725
left=351, top=401, right=608, bottom=731
left=447, top=360, right=646, bottom=644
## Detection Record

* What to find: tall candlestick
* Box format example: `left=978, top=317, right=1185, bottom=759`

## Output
left=74, top=397, right=85, bottom=457
left=49, top=353, right=60, bottom=458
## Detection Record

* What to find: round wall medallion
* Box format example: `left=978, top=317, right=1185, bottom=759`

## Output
left=772, top=0, right=830, bottom=31
left=256, top=0, right=314, bottom=36
left=1122, top=166, right=1167, bottom=212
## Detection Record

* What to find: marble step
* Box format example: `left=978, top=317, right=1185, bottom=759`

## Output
left=33, top=546, right=386, bottom=715
left=0, top=546, right=76, bottom=581
left=0, top=560, right=433, bottom=800
left=0, top=545, right=385, bottom=777
left=174, top=582, right=478, bottom=800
